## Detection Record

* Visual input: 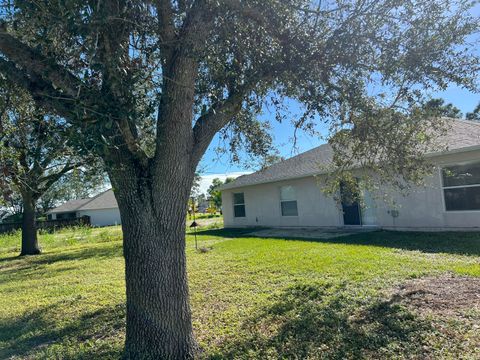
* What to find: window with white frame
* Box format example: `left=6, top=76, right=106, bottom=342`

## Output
left=233, top=193, right=246, bottom=217
left=442, top=161, right=480, bottom=211
left=280, top=185, right=298, bottom=216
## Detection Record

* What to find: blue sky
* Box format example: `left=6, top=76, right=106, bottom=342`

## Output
left=196, top=4, right=480, bottom=193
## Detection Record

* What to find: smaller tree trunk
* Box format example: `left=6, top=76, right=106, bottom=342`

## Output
left=20, top=192, right=40, bottom=256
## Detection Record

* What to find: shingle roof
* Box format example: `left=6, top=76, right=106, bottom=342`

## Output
left=48, top=189, right=118, bottom=213
left=46, top=198, right=92, bottom=213
left=439, top=118, right=480, bottom=149
left=221, top=118, right=480, bottom=190
left=78, top=189, right=118, bottom=211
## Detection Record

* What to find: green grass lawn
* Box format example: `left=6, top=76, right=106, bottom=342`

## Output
left=0, top=226, right=479, bottom=359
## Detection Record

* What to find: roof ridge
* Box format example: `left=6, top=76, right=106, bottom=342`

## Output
left=446, top=117, right=480, bottom=126
left=440, top=116, right=480, bottom=125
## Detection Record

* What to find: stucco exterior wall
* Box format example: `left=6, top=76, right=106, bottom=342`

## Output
left=222, top=149, right=480, bottom=230
left=77, top=208, right=121, bottom=227
left=222, top=176, right=342, bottom=228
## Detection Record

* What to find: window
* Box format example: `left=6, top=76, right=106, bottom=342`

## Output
left=442, top=161, right=480, bottom=211
left=233, top=193, right=246, bottom=217
left=280, top=186, right=298, bottom=216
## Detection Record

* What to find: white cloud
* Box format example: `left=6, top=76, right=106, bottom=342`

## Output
left=198, top=171, right=251, bottom=194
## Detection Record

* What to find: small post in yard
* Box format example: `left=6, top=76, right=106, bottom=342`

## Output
left=190, top=197, right=198, bottom=250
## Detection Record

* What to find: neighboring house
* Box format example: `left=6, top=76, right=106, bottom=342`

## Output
left=0, top=209, right=10, bottom=223
left=221, top=119, right=480, bottom=231
left=197, top=197, right=210, bottom=213
left=47, top=189, right=121, bottom=227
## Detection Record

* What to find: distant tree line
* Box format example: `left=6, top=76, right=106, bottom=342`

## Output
left=422, top=98, right=480, bottom=120
left=207, top=177, right=235, bottom=211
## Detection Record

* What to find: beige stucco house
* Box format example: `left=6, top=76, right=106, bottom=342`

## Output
left=221, top=119, right=480, bottom=231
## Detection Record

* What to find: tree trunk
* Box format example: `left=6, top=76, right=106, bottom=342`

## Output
left=112, top=166, right=197, bottom=359
left=104, top=51, right=199, bottom=359
left=20, top=192, right=40, bottom=256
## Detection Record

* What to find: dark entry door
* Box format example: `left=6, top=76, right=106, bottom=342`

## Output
left=340, top=182, right=362, bottom=225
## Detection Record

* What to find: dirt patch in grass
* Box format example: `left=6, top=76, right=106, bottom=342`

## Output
left=394, top=273, right=480, bottom=318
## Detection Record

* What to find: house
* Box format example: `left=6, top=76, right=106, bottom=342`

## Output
left=47, top=189, right=121, bottom=227
left=221, top=119, right=480, bottom=231
left=197, top=197, right=210, bottom=213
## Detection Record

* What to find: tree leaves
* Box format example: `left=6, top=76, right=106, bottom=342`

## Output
left=0, top=0, right=478, bottom=190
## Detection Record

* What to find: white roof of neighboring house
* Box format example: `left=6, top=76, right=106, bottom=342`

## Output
left=48, top=189, right=118, bottom=214
left=221, top=118, right=480, bottom=191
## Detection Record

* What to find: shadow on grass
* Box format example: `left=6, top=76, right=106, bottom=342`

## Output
left=1, top=282, right=431, bottom=360
left=208, top=282, right=431, bottom=359
left=0, top=254, right=20, bottom=263
left=0, top=302, right=125, bottom=359
left=0, top=243, right=123, bottom=280
left=198, top=228, right=480, bottom=256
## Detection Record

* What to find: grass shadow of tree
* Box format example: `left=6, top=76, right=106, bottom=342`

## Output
left=0, top=301, right=125, bottom=359
left=0, top=242, right=123, bottom=280
left=208, top=282, right=431, bottom=359
left=198, top=228, right=480, bottom=256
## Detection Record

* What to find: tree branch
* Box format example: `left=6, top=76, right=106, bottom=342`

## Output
left=116, top=118, right=149, bottom=166
left=0, top=59, right=76, bottom=119
left=0, top=23, right=84, bottom=98
left=153, top=0, right=177, bottom=63
left=191, top=88, right=248, bottom=164
left=38, top=162, right=76, bottom=195
left=191, top=69, right=277, bottom=165
left=0, top=25, right=147, bottom=167
left=91, top=1, right=131, bottom=98
left=177, top=0, right=214, bottom=55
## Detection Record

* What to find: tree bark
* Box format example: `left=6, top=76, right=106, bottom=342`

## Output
left=20, top=192, right=40, bottom=256
left=105, top=48, right=199, bottom=359
left=111, top=162, right=197, bottom=359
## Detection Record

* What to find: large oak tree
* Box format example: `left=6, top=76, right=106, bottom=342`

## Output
left=0, top=0, right=478, bottom=358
